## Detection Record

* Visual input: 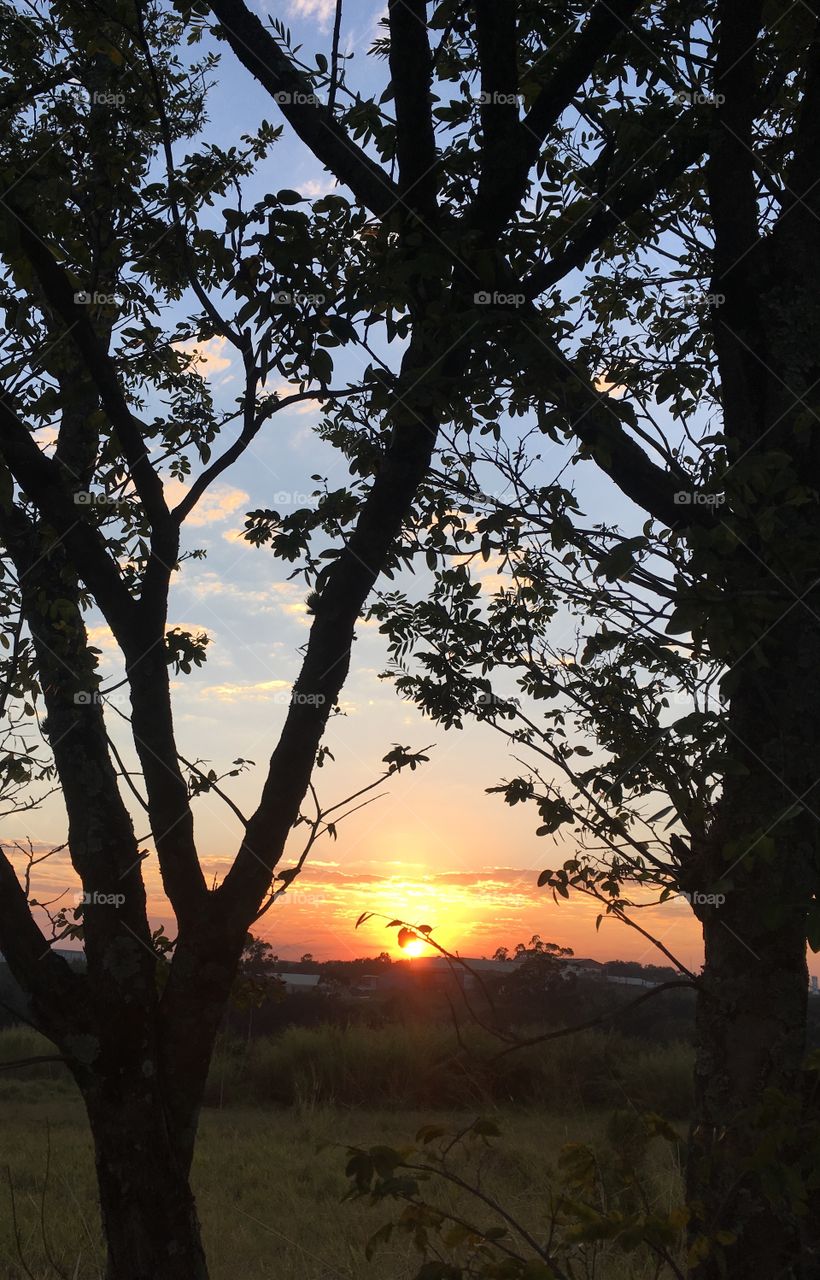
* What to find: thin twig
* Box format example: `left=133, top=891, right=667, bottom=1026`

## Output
left=328, top=0, right=343, bottom=112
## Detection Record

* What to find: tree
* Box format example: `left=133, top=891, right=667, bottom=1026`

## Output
left=1, top=3, right=816, bottom=1279
left=0, top=1, right=441, bottom=1275
left=356, top=6, right=820, bottom=1277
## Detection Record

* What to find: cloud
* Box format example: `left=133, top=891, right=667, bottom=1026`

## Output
left=185, top=575, right=301, bottom=613
left=301, top=176, right=338, bottom=198
left=35, top=426, right=59, bottom=453
left=594, top=370, right=628, bottom=399
left=173, top=336, right=232, bottom=380
left=262, top=378, right=323, bottom=416
left=168, top=621, right=215, bottom=641
left=200, top=679, right=292, bottom=703
left=434, top=867, right=542, bottom=888
left=86, top=624, right=119, bottom=652
left=163, top=480, right=248, bottom=527
left=87, top=621, right=214, bottom=654
left=281, top=600, right=309, bottom=618
left=288, top=0, right=336, bottom=29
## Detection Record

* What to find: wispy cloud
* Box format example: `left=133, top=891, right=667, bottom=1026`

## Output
left=288, top=0, right=336, bottom=30
left=200, top=678, right=292, bottom=703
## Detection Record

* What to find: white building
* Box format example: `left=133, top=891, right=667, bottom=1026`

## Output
left=277, top=973, right=321, bottom=994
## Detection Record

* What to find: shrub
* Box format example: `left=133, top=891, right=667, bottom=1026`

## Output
left=205, top=1023, right=694, bottom=1115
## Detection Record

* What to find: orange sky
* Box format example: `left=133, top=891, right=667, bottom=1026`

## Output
left=8, top=833, right=706, bottom=971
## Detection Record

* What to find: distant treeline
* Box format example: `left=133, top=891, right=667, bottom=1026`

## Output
left=4, top=954, right=819, bottom=1053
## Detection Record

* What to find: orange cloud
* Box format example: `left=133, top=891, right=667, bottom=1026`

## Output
left=163, top=480, right=249, bottom=527
left=173, top=335, right=232, bottom=379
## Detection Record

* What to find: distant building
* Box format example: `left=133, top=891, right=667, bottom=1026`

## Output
left=277, top=973, right=321, bottom=994
left=350, top=973, right=391, bottom=998
left=811, top=975, right=819, bottom=995
left=560, top=959, right=604, bottom=979
left=559, top=960, right=658, bottom=988
left=409, top=955, right=525, bottom=993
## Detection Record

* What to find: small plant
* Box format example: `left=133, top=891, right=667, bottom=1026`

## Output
left=342, top=1111, right=688, bottom=1279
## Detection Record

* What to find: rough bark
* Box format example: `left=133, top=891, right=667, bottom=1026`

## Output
left=686, top=644, right=817, bottom=1276
left=83, top=1080, right=209, bottom=1280
left=688, top=898, right=810, bottom=1278
left=684, top=5, right=820, bottom=1272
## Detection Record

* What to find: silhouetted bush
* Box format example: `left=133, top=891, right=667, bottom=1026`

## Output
left=205, top=1023, right=694, bottom=1116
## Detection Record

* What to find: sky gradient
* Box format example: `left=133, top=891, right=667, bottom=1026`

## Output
left=0, top=0, right=717, bottom=975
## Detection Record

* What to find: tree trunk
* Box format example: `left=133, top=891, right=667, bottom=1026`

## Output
left=84, top=1085, right=209, bottom=1280
left=72, top=933, right=244, bottom=1280
left=687, top=894, right=811, bottom=1278
left=685, top=623, right=820, bottom=1278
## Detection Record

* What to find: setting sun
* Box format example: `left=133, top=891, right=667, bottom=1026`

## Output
left=402, top=938, right=428, bottom=958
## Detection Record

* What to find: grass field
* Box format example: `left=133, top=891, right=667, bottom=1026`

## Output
left=0, top=1027, right=687, bottom=1279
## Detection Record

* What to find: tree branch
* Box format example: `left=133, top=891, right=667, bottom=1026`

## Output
left=217, top=326, right=467, bottom=923
left=0, top=844, right=91, bottom=1041
left=470, top=0, right=645, bottom=235
left=172, top=389, right=347, bottom=525
left=524, top=119, right=708, bottom=296
left=208, top=0, right=400, bottom=218
left=492, top=981, right=697, bottom=1058
left=707, top=0, right=766, bottom=445
left=0, top=414, right=138, bottom=640
left=0, top=197, right=172, bottom=539
left=388, top=0, right=438, bottom=220
left=777, top=8, right=820, bottom=230
left=515, top=310, right=711, bottom=528
left=474, top=0, right=521, bottom=219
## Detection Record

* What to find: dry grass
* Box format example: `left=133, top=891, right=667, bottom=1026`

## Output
left=0, top=1028, right=686, bottom=1279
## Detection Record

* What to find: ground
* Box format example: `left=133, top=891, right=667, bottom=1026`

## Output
left=0, top=1027, right=686, bottom=1279
left=0, top=1092, right=684, bottom=1279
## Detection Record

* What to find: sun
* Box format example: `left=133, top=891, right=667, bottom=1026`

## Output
left=402, top=938, right=427, bottom=958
